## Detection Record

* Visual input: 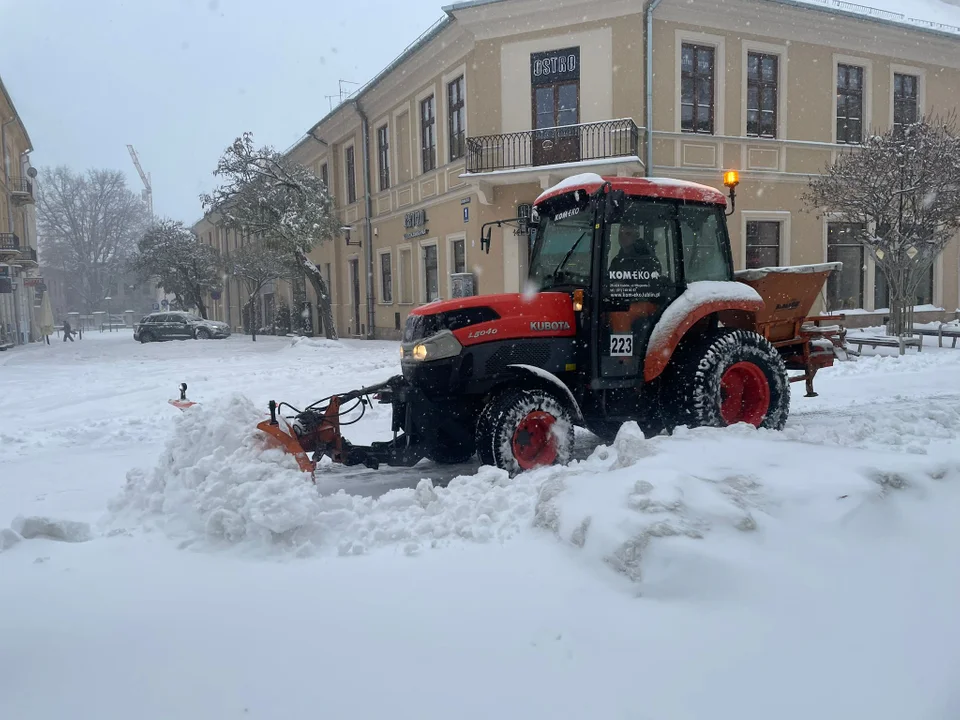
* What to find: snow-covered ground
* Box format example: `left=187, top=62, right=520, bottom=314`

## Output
left=3, top=329, right=960, bottom=720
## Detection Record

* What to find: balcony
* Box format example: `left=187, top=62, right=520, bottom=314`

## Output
left=463, top=118, right=643, bottom=191
left=14, top=246, right=38, bottom=267
left=0, top=232, right=20, bottom=260
left=10, top=177, right=35, bottom=205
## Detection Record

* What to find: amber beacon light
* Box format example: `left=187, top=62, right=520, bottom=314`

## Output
left=722, top=169, right=740, bottom=215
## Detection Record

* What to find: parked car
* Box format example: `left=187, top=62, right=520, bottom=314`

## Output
left=134, top=312, right=231, bottom=343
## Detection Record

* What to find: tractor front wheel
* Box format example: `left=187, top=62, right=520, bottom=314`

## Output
left=475, top=387, right=574, bottom=475
left=671, top=329, right=789, bottom=431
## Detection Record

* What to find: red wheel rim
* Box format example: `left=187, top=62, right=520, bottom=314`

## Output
left=719, top=361, right=771, bottom=427
left=511, top=410, right=558, bottom=470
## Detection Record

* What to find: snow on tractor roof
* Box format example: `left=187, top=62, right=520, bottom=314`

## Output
left=535, top=174, right=728, bottom=207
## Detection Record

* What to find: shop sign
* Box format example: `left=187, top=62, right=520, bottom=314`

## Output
left=531, top=47, right=580, bottom=84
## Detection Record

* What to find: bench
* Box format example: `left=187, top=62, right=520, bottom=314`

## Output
left=914, top=323, right=960, bottom=349
left=848, top=334, right=923, bottom=355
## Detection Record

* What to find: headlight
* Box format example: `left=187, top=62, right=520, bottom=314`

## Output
left=404, top=330, right=462, bottom=362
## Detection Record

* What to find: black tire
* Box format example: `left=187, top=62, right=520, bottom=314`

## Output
left=196, top=328, right=211, bottom=340
left=475, top=387, right=574, bottom=475
left=668, top=328, right=790, bottom=431
left=139, top=331, right=154, bottom=344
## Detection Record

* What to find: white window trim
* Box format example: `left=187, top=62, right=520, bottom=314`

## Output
left=832, top=54, right=873, bottom=145
left=396, top=242, right=414, bottom=306
left=342, top=141, right=358, bottom=206
left=415, top=84, right=439, bottom=176
left=445, top=232, right=467, bottom=298
left=740, top=39, right=788, bottom=140
left=741, top=211, right=791, bottom=269
left=392, top=102, right=414, bottom=187
left=675, top=29, right=726, bottom=136
left=377, top=248, right=394, bottom=305
left=419, top=237, right=440, bottom=304
left=889, top=63, right=926, bottom=131
left=373, top=116, right=391, bottom=193
left=440, top=63, right=468, bottom=166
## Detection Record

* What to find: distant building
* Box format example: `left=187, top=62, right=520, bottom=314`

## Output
left=0, top=74, right=40, bottom=347
left=197, top=0, right=960, bottom=338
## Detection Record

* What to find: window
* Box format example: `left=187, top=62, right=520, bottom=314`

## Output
left=320, top=162, right=329, bottom=193
left=448, top=75, right=465, bottom=162
left=531, top=47, right=581, bottom=165
left=377, top=125, right=390, bottom=191
left=836, top=64, right=864, bottom=144
left=893, top=73, right=918, bottom=136
left=420, top=95, right=436, bottom=173
left=681, top=44, right=715, bottom=134
left=745, top=221, right=781, bottom=268
left=399, top=248, right=413, bottom=304
left=380, top=251, right=393, bottom=303
left=827, top=222, right=865, bottom=310
left=679, top=205, right=731, bottom=282
left=451, top=237, right=466, bottom=274
left=423, top=244, right=439, bottom=302
left=875, top=263, right=933, bottom=308
left=747, top=52, right=778, bottom=138
left=345, top=146, right=356, bottom=204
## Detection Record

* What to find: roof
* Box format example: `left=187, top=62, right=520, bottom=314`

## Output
left=0, top=75, right=34, bottom=153
left=781, top=0, right=960, bottom=37
left=535, top=174, right=728, bottom=207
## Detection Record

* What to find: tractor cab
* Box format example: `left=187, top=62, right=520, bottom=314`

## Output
left=524, top=173, right=737, bottom=391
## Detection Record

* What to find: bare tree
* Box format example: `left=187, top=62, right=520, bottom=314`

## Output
left=228, top=239, right=292, bottom=341
left=200, top=133, right=340, bottom=339
left=36, top=167, right=149, bottom=314
left=805, top=117, right=960, bottom=335
left=131, top=220, right=222, bottom=319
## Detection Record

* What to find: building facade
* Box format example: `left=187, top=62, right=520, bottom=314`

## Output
left=0, top=76, right=40, bottom=347
left=202, top=0, right=960, bottom=339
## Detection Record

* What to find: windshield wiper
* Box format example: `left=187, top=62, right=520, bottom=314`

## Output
left=549, top=231, right=588, bottom=285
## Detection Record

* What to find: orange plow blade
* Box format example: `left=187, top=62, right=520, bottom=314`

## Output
left=255, top=416, right=316, bottom=473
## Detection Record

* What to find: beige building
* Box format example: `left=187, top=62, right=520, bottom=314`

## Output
left=201, top=0, right=960, bottom=338
left=0, top=75, right=40, bottom=347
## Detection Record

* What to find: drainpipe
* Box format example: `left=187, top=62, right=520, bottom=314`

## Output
left=1, top=118, right=15, bottom=233
left=353, top=100, right=376, bottom=339
left=644, top=0, right=665, bottom=176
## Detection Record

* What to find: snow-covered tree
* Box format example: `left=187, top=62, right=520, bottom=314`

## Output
left=228, top=239, right=293, bottom=342
left=804, top=117, right=960, bottom=335
left=132, top=220, right=222, bottom=319
left=200, top=133, right=340, bottom=339
left=37, top=167, right=149, bottom=314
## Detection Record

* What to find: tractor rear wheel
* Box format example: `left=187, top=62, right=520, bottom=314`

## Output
left=670, top=328, right=789, bottom=431
left=475, top=387, right=574, bottom=475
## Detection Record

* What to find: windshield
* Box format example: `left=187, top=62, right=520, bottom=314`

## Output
left=529, top=203, right=595, bottom=290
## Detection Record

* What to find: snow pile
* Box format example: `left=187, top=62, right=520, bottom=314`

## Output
left=10, top=516, right=93, bottom=543
left=107, top=394, right=547, bottom=556
left=287, top=336, right=349, bottom=351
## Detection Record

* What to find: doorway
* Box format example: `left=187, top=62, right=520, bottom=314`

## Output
left=349, top=258, right=361, bottom=335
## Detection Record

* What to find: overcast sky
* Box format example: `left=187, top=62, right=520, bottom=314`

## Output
left=0, top=0, right=445, bottom=223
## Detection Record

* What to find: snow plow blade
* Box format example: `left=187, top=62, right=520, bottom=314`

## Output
left=256, top=411, right=315, bottom=473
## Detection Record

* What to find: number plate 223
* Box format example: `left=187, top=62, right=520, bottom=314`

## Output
left=609, top=334, right=633, bottom=357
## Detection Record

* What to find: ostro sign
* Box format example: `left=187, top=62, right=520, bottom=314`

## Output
left=531, top=46, right=580, bottom=84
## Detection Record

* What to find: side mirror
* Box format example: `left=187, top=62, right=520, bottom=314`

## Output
left=604, top=189, right=626, bottom=224
left=481, top=225, right=493, bottom=254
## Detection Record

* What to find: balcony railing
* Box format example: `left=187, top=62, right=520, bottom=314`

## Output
left=10, top=177, right=34, bottom=203
left=465, top=118, right=641, bottom=174
left=15, top=246, right=38, bottom=265
left=0, top=232, right=20, bottom=251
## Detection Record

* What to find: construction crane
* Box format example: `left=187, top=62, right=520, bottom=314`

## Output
left=126, top=144, right=153, bottom=217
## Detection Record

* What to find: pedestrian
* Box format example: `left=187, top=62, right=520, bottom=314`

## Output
left=62, top=318, right=75, bottom=342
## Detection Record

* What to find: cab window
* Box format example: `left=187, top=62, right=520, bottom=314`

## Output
left=601, top=199, right=677, bottom=302
left=678, top=204, right=731, bottom=282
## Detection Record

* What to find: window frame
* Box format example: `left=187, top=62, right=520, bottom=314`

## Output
left=378, top=249, right=393, bottom=305
left=832, top=55, right=872, bottom=146
left=890, top=64, right=925, bottom=136
left=344, top=144, right=357, bottom=205
left=746, top=52, right=779, bottom=139
left=420, top=94, right=437, bottom=174
left=447, top=74, right=466, bottom=162
left=446, top=233, right=467, bottom=298
left=741, top=211, right=790, bottom=269
left=376, top=123, right=391, bottom=192
left=824, top=220, right=866, bottom=311
left=680, top=42, right=716, bottom=135
left=420, top=238, right=440, bottom=303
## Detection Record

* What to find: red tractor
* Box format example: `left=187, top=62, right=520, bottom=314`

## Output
left=259, top=172, right=842, bottom=475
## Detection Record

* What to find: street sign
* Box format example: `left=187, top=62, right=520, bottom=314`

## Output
left=161, top=299, right=169, bottom=308
left=152, top=303, right=160, bottom=311
left=211, top=290, right=222, bottom=301
left=463, top=207, right=469, bottom=223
